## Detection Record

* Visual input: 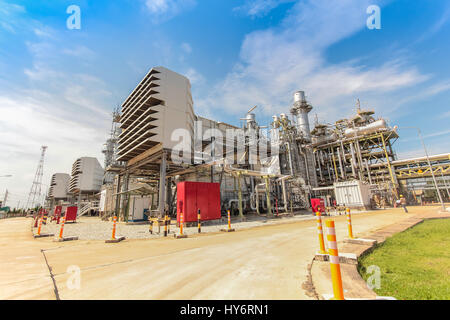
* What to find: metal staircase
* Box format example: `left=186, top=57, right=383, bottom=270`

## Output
left=77, top=201, right=100, bottom=217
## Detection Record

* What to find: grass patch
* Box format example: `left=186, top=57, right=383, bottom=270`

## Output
left=358, top=218, right=450, bottom=300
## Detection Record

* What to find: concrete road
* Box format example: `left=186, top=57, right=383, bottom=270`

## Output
left=0, top=206, right=438, bottom=300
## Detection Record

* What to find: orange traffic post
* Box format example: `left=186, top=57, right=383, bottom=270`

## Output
left=180, top=212, right=184, bottom=235
left=316, top=211, right=327, bottom=254
left=221, top=210, right=235, bottom=232
left=325, top=220, right=345, bottom=300
left=346, top=208, right=354, bottom=239
left=175, top=212, right=188, bottom=238
left=111, top=216, right=117, bottom=240
left=58, top=216, right=66, bottom=239
left=37, top=216, right=43, bottom=236
left=105, top=215, right=125, bottom=243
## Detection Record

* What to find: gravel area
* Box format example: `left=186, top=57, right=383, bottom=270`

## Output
left=31, top=209, right=370, bottom=241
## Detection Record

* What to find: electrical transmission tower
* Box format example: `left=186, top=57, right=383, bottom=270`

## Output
left=26, top=146, right=48, bottom=209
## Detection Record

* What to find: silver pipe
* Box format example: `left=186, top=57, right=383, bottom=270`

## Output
left=337, top=147, right=345, bottom=179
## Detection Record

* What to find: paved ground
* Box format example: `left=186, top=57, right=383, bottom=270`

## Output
left=0, top=206, right=441, bottom=300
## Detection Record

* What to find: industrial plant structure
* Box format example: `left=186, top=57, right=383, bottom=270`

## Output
left=48, top=173, right=70, bottom=201
left=69, top=157, right=104, bottom=202
left=91, top=66, right=450, bottom=222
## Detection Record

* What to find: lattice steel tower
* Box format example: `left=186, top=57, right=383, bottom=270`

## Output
left=26, top=146, right=48, bottom=209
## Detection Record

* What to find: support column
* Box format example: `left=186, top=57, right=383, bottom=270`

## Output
left=281, top=178, right=288, bottom=213
left=158, top=152, right=167, bottom=218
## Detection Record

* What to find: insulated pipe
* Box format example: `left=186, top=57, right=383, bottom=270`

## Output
left=349, top=143, right=357, bottom=178
left=299, top=149, right=311, bottom=185
left=286, top=142, right=295, bottom=176
left=236, top=172, right=244, bottom=219
left=264, top=176, right=272, bottom=217
left=282, top=178, right=288, bottom=213
left=337, top=147, right=345, bottom=179
left=365, top=159, right=373, bottom=185
left=316, top=151, right=323, bottom=181
left=276, top=175, right=291, bottom=213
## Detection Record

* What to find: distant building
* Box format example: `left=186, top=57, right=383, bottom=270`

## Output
left=48, top=173, right=70, bottom=200
left=69, top=157, right=104, bottom=194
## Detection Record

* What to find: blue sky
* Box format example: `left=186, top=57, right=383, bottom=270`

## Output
left=1, top=0, right=450, bottom=206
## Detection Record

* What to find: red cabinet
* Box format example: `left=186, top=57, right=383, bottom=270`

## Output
left=177, top=181, right=221, bottom=222
left=311, top=198, right=325, bottom=213
left=65, top=206, right=78, bottom=222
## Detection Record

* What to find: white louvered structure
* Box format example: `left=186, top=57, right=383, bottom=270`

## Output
left=48, top=173, right=70, bottom=200
left=117, top=66, right=195, bottom=162
left=69, top=157, right=104, bottom=194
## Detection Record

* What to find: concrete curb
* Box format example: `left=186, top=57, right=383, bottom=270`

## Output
left=309, top=211, right=450, bottom=300
left=105, top=236, right=126, bottom=243
left=53, top=236, right=79, bottom=242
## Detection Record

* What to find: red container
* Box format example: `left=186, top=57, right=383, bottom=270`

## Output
left=53, top=206, right=62, bottom=223
left=65, top=206, right=78, bottom=222
left=311, top=198, right=325, bottom=213
left=177, top=181, right=221, bottom=222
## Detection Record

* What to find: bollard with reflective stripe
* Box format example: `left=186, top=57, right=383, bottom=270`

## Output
left=58, top=216, right=66, bottom=239
left=325, top=220, right=345, bottom=300
left=37, top=216, right=43, bottom=236
left=111, top=216, right=117, bottom=240
left=228, top=210, right=232, bottom=230
left=180, top=212, right=184, bottom=236
left=346, top=208, right=354, bottom=239
left=164, top=215, right=168, bottom=237
left=316, top=211, right=327, bottom=254
left=197, top=209, right=201, bottom=233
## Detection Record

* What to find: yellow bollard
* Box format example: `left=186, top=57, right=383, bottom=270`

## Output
left=164, top=215, right=168, bottom=237
left=316, top=211, right=327, bottom=254
left=58, top=216, right=66, bottom=239
left=346, top=208, right=354, bottom=239
left=111, top=216, right=117, bottom=240
left=325, top=220, right=345, bottom=300
left=197, top=209, right=201, bottom=233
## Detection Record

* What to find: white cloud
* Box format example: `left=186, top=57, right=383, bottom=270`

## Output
left=62, top=45, right=96, bottom=59
left=0, top=1, right=26, bottom=34
left=181, top=42, right=192, bottom=54
left=0, top=95, right=109, bottom=206
left=184, top=67, right=204, bottom=85
left=234, top=0, right=295, bottom=17
left=196, top=0, right=426, bottom=122
left=144, top=0, right=196, bottom=22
